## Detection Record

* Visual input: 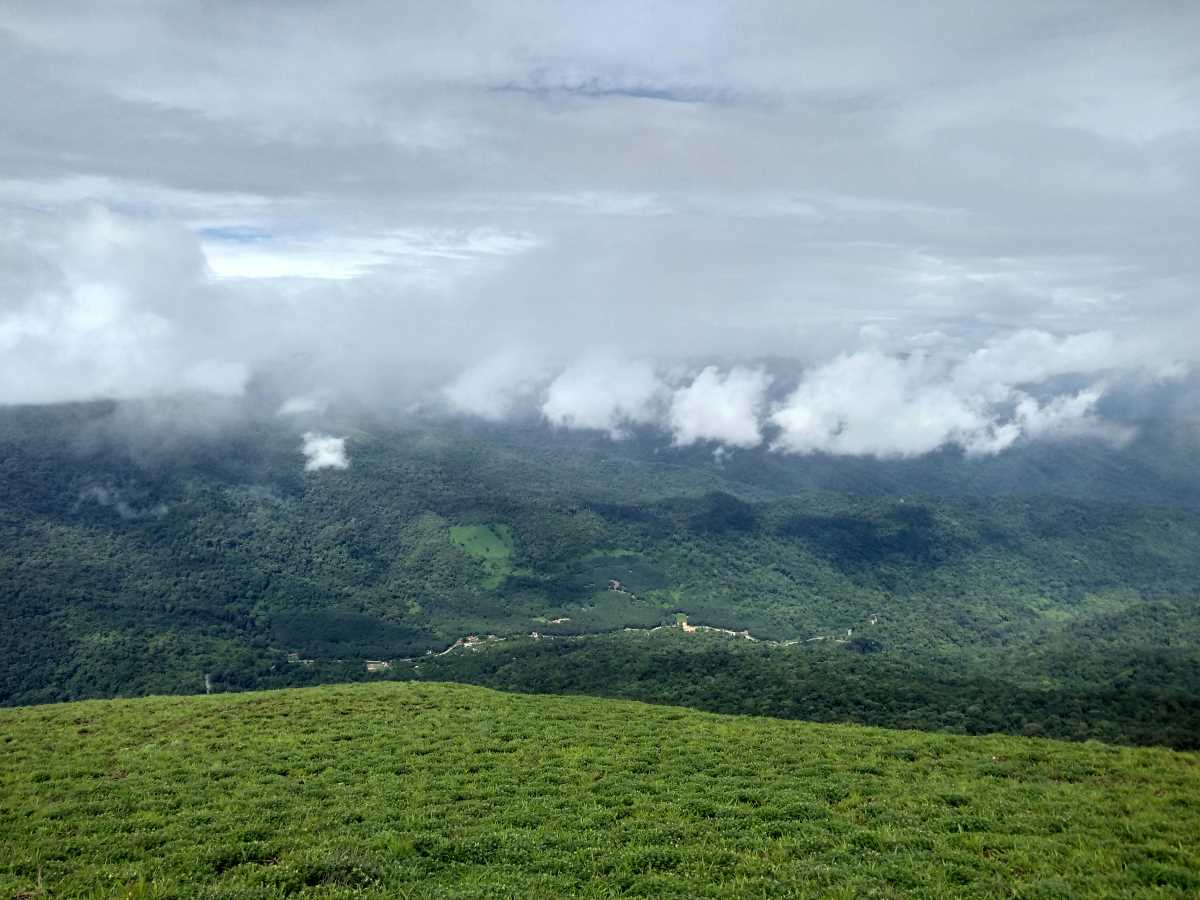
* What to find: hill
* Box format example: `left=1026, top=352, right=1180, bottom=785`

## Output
left=2, top=682, right=1198, bottom=898
left=3, top=399, right=1200, bottom=747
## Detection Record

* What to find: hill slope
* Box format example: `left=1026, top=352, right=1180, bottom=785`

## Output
left=3, top=400, right=1200, bottom=748
left=2, top=682, right=1198, bottom=898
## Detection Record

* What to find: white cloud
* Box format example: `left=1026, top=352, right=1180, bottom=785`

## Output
left=181, top=360, right=250, bottom=397
left=541, top=354, right=663, bottom=437
left=1012, top=387, right=1134, bottom=446
left=954, top=331, right=1123, bottom=396
left=301, top=432, right=349, bottom=471
left=0, top=207, right=250, bottom=404
left=202, top=227, right=538, bottom=282
left=669, top=366, right=771, bottom=448
left=0, top=3, right=1198, bottom=454
left=771, top=350, right=993, bottom=457
left=770, top=331, right=1146, bottom=458
left=278, top=392, right=331, bottom=416
left=443, top=348, right=548, bottom=421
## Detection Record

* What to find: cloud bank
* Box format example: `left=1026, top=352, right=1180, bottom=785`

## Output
left=669, top=367, right=772, bottom=449
left=542, top=355, right=663, bottom=438
left=0, top=2, right=1197, bottom=459
left=439, top=331, right=1157, bottom=457
left=768, top=340, right=1126, bottom=458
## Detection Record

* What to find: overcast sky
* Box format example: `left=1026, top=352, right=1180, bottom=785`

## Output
left=1, top=2, right=1197, bottom=455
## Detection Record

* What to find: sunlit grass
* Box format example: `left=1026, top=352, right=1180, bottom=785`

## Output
left=2, top=682, right=1198, bottom=897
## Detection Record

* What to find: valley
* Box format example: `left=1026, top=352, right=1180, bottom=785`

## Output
left=3, top=402, right=1198, bottom=748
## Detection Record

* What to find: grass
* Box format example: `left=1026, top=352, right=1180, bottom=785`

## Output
left=449, top=525, right=514, bottom=588
left=2, top=682, right=1199, bottom=898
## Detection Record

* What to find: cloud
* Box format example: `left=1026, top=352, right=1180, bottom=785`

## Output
left=277, top=391, right=332, bottom=416
left=182, top=360, right=250, bottom=397
left=1012, top=387, right=1134, bottom=446
left=301, top=432, right=349, bottom=471
left=0, top=207, right=249, bottom=404
left=954, top=331, right=1125, bottom=395
left=772, top=350, right=992, bottom=456
left=424, top=328, right=1170, bottom=456
left=770, top=331, right=1145, bottom=457
left=0, top=3, right=1197, bottom=457
left=77, top=485, right=168, bottom=519
left=442, top=348, right=549, bottom=421
left=541, top=354, right=664, bottom=437
left=669, top=366, right=771, bottom=448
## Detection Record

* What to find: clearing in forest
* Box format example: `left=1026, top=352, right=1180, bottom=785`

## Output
left=450, top=524, right=515, bottom=588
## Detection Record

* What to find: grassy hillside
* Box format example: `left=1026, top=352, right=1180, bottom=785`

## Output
left=2, top=683, right=1198, bottom=898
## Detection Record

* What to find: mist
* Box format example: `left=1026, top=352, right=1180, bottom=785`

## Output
left=2, top=2, right=1198, bottom=459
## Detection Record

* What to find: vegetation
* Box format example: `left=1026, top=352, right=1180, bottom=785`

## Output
left=2, top=399, right=1199, bottom=749
left=450, top=524, right=515, bottom=588
left=396, top=630, right=1200, bottom=750
left=3, top=682, right=1198, bottom=898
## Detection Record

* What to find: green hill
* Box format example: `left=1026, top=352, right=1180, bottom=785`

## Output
left=2, top=682, right=1198, bottom=898
left=3, top=401, right=1200, bottom=748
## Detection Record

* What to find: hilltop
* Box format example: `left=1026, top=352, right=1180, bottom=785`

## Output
left=2, top=682, right=1198, bottom=898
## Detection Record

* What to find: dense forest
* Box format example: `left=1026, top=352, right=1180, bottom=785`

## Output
left=2, top=397, right=1199, bottom=748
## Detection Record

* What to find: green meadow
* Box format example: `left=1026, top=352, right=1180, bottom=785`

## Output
left=3, top=682, right=1198, bottom=898
left=450, top=524, right=516, bottom=588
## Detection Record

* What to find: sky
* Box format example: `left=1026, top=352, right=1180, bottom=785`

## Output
left=1, top=1, right=1197, bottom=457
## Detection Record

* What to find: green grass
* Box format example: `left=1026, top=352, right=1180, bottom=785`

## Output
left=3, top=683, right=1198, bottom=898
left=449, top=525, right=514, bottom=588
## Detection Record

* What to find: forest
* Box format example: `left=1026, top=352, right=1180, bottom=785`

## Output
left=2, top=398, right=1199, bottom=748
